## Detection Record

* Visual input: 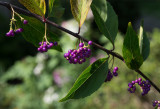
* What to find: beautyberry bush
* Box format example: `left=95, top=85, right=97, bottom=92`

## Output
left=0, top=0, right=159, bottom=108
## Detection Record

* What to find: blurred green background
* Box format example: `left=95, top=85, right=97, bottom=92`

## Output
left=0, top=0, right=160, bottom=109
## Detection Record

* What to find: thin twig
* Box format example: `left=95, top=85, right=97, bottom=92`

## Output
left=0, top=1, right=159, bottom=93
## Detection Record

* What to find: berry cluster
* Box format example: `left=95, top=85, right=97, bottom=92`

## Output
left=105, top=67, right=119, bottom=82
left=38, top=41, right=58, bottom=52
left=152, top=101, right=160, bottom=107
left=6, top=28, right=24, bottom=37
left=128, top=78, right=151, bottom=96
left=6, top=19, right=28, bottom=37
left=64, top=41, right=92, bottom=64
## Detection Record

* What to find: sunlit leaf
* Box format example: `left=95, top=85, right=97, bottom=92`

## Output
left=122, top=22, right=143, bottom=70
left=18, top=0, right=46, bottom=16
left=49, top=0, right=55, bottom=13
left=91, top=0, right=118, bottom=45
left=60, top=58, right=108, bottom=102
left=70, top=0, right=92, bottom=27
left=139, top=22, right=150, bottom=61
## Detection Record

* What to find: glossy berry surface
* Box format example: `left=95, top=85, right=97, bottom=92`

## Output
left=23, top=20, right=28, bottom=24
left=6, top=30, right=14, bottom=37
left=105, top=67, right=119, bottom=82
left=15, top=28, right=24, bottom=33
left=64, top=42, right=92, bottom=64
left=79, top=43, right=84, bottom=47
left=64, top=48, right=91, bottom=64
left=88, top=41, right=93, bottom=45
left=152, top=100, right=160, bottom=107
left=38, top=41, right=57, bottom=53
left=128, top=78, right=151, bottom=96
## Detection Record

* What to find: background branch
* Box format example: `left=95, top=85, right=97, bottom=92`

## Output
left=0, top=1, right=159, bottom=93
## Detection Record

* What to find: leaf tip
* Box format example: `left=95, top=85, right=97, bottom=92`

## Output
left=128, top=22, right=132, bottom=26
left=59, top=97, right=67, bottom=102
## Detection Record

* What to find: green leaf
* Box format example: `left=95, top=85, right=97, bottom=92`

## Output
left=154, top=106, right=158, bottom=109
left=49, top=0, right=55, bottom=13
left=59, top=58, right=108, bottom=102
left=16, top=15, right=62, bottom=52
left=70, top=0, right=92, bottom=27
left=91, top=0, right=118, bottom=45
left=139, top=23, right=150, bottom=61
left=122, top=22, right=143, bottom=70
left=18, top=0, right=46, bottom=16
left=48, top=7, right=65, bottom=18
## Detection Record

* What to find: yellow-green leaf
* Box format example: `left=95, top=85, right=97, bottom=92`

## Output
left=70, top=0, right=92, bottom=27
left=18, top=0, right=46, bottom=16
left=49, top=0, right=55, bottom=13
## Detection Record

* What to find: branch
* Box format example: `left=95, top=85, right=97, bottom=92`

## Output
left=0, top=1, right=159, bottom=93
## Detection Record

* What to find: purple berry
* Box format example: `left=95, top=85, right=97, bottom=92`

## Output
left=54, top=42, right=58, bottom=46
left=152, top=103, right=156, bottom=107
left=128, top=83, right=133, bottom=88
left=114, top=67, right=118, bottom=71
left=82, top=58, right=86, bottom=62
left=158, top=103, right=160, bottom=107
left=39, top=42, right=42, bottom=45
left=42, top=47, right=47, bottom=52
left=88, top=41, right=93, bottom=45
left=23, top=20, right=28, bottom=24
left=79, top=43, right=84, bottom=47
left=132, top=81, right=135, bottom=84
left=113, top=72, right=118, bottom=76
left=87, top=48, right=91, bottom=52
left=15, top=29, right=20, bottom=33
left=10, top=32, right=14, bottom=37
left=6, top=32, right=11, bottom=37
left=19, top=28, right=24, bottom=32
left=38, top=48, right=41, bottom=51
left=74, top=58, right=78, bottom=63
left=135, top=79, right=138, bottom=83
left=68, top=49, right=72, bottom=53
left=79, top=47, right=84, bottom=51
left=84, top=47, right=87, bottom=51
left=6, top=30, right=14, bottom=37
left=9, top=30, right=14, bottom=33
left=138, top=78, right=142, bottom=82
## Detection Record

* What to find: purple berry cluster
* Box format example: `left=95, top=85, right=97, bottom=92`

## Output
left=105, top=67, right=119, bottom=82
left=6, top=30, right=15, bottom=37
left=152, top=101, right=160, bottom=107
left=64, top=41, right=92, bottom=64
left=6, top=19, right=28, bottom=37
left=128, top=78, right=151, bottom=96
left=38, top=41, right=58, bottom=52
left=6, top=28, right=24, bottom=37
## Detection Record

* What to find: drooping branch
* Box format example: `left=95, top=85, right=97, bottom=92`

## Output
left=0, top=1, right=159, bottom=93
